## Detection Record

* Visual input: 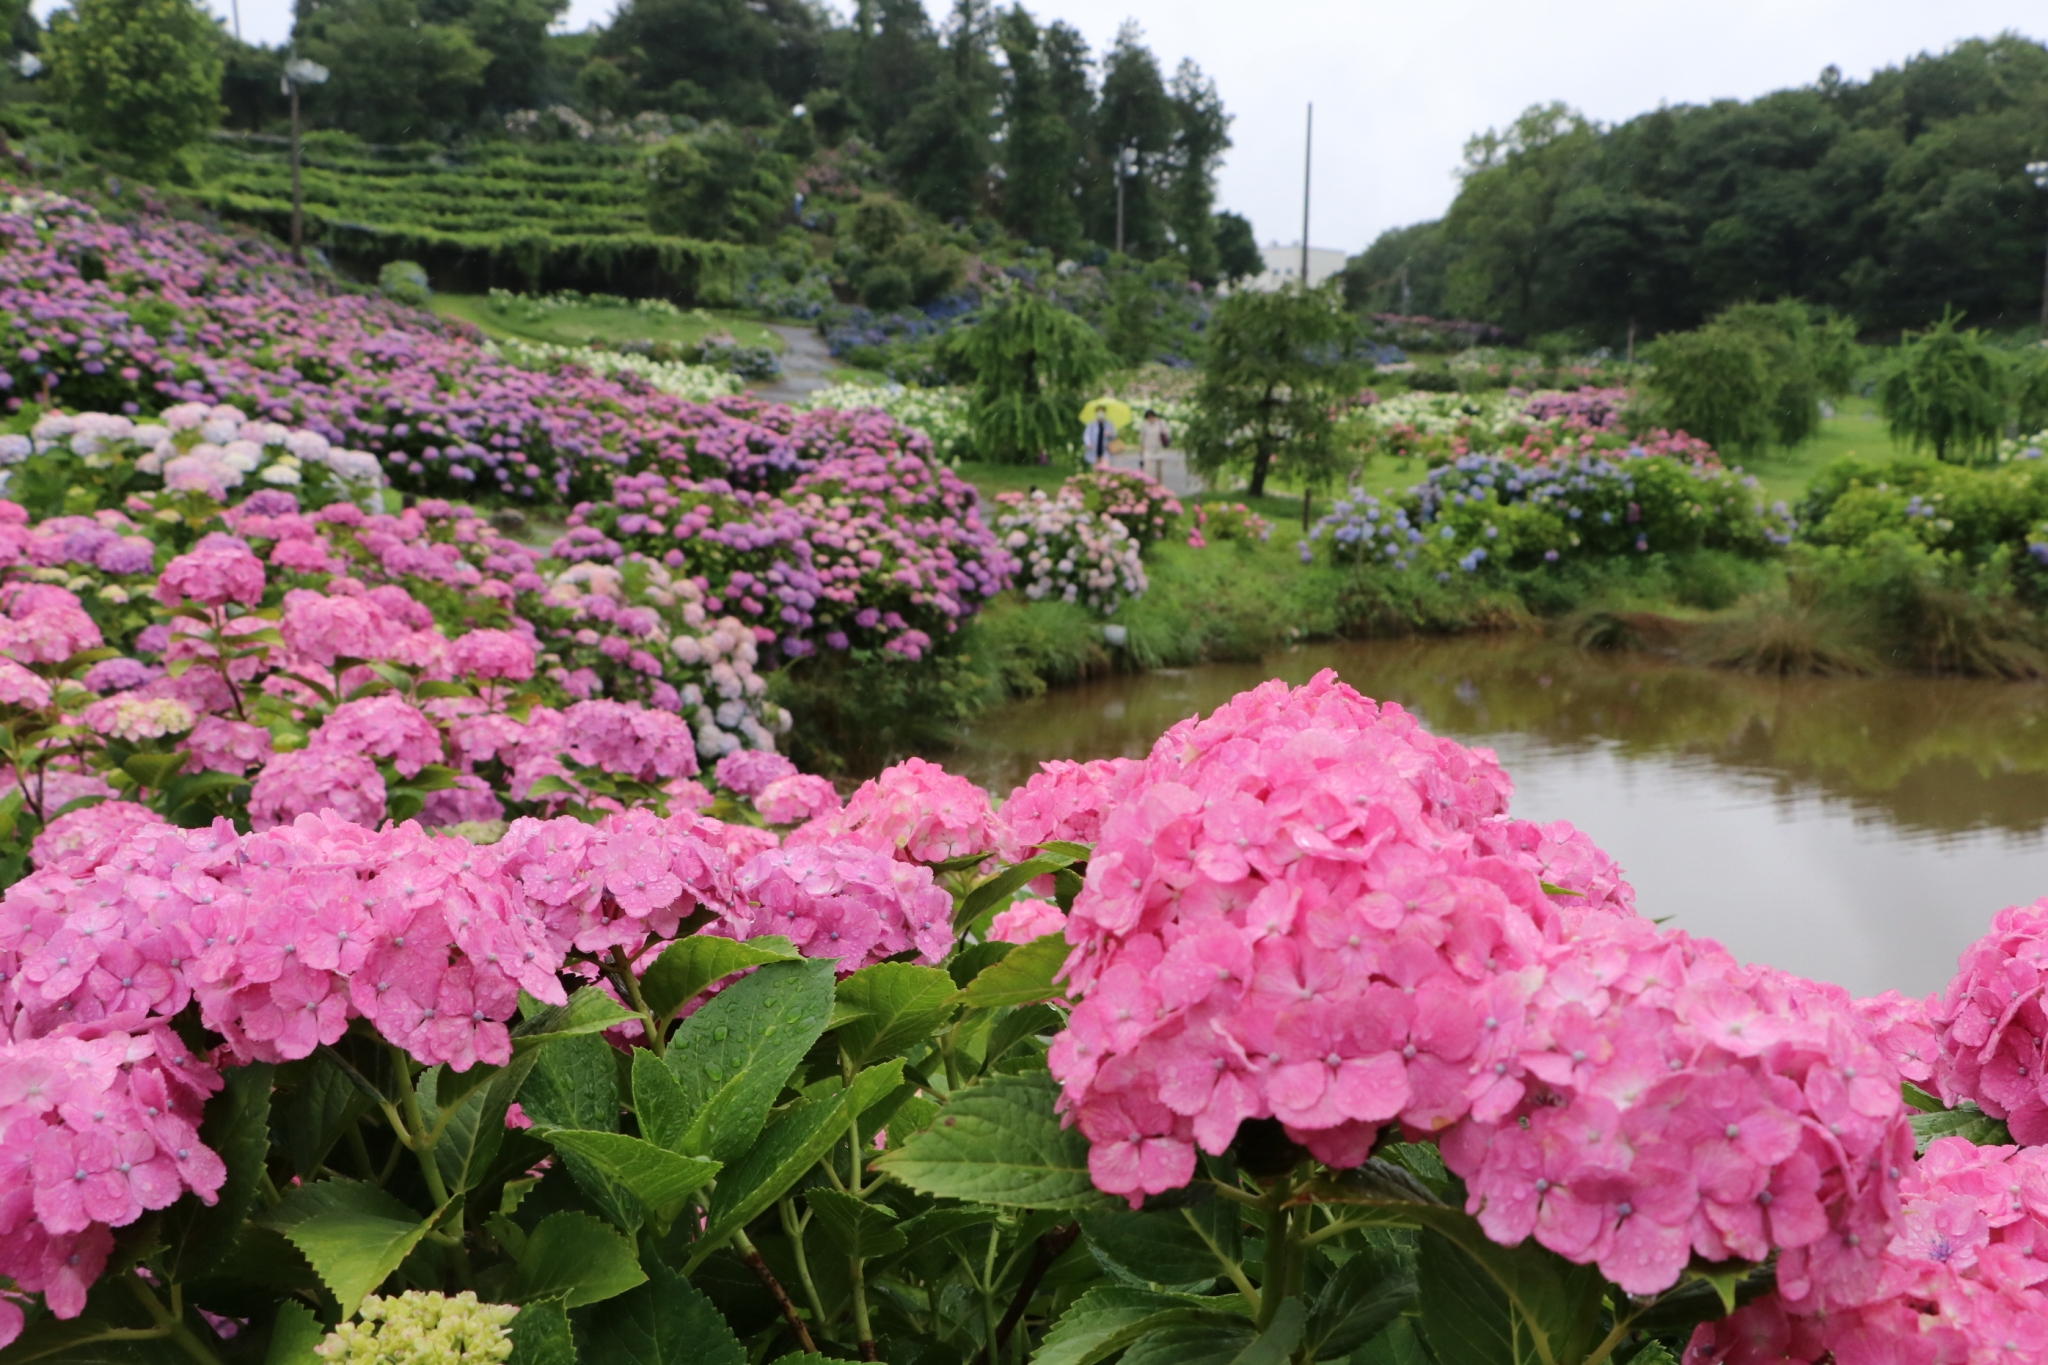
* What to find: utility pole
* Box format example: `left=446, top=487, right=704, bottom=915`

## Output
left=230, top=0, right=241, bottom=41
left=284, top=56, right=331, bottom=267
left=1300, top=103, right=1312, bottom=287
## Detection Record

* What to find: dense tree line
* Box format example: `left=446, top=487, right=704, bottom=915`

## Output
left=194, top=0, right=1244, bottom=281
left=1345, top=35, right=2048, bottom=339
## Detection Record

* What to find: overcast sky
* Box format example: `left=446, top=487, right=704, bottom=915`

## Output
left=73, top=0, right=2046, bottom=253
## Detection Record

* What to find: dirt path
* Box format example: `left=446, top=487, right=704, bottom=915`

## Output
left=748, top=323, right=839, bottom=405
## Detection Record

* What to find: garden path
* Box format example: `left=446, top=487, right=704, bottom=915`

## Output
left=751, top=324, right=838, bottom=404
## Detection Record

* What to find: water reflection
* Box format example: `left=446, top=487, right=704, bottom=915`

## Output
left=936, top=635, right=2048, bottom=997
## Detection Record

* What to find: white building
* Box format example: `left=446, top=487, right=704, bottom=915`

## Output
left=1238, top=242, right=1347, bottom=293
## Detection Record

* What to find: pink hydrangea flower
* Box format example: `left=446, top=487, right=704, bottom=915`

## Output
left=183, top=716, right=274, bottom=775
left=1933, top=899, right=2048, bottom=1141
left=0, top=659, right=50, bottom=709
left=722, top=842, right=953, bottom=972
left=1049, top=671, right=1907, bottom=1310
left=27, top=801, right=167, bottom=871
left=154, top=542, right=265, bottom=608
left=755, top=773, right=840, bottom=825
left=996, top=757, right=1140, bottom=859
left=451, top=628, right=535, bottom=681
left=310, top=696, right=443, bottom=778
left=793, top=756, right=996, bottom=864
left=989, top=898, right=1065, bottom=944
left=0, top=1029, right=224, bottom=1334
left=714, top=749, right=798, bottom=797
left=248, top=749, right=386, bottom=829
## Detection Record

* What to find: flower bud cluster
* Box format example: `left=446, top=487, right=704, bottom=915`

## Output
left=316, top=1289, right=517, bottom=1364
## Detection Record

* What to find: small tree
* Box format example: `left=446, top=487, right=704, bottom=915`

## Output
left=645, top=124, right=794, bottom=244
left=2013, top=342, right=2048, bottom=434
left=1712, top=301, right=1860, bottom=448
left=47, top=0, right=223, bottom=167
left=950, top=291, right=1111, bottom=464
left=1643, top=324, right=1773, bottom=458
left=1880, top=311, right=2008, bottom=464
left=1186, top=286, right=1358, bottom=499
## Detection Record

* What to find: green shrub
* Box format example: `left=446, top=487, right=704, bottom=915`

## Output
left=1879, top=311, right=2007, bottom=464
left=948, top=291, right=1111, bottom=465
left=644, top=123, right=795, bottom=245
left=377, top=258, right=433, bottom=306
left=859, top=263, right=913, bottom=310
left=1643, top=322, right=1773, bottom=456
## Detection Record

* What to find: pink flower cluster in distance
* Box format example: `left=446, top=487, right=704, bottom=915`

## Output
left=1049, top=670, right=1911, bottom=1308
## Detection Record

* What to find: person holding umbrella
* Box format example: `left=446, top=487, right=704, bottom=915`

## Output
left=1081, top=401, right=1118, bottom=468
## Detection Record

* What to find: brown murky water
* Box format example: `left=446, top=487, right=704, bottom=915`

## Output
left=935, top=636, right=2048, bottom=998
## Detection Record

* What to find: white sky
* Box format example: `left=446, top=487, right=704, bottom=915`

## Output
left=46, top=0, right=2046, bottom=253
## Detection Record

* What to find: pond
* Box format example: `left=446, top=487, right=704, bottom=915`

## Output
left=936, top=635, right=2048, bottom=1000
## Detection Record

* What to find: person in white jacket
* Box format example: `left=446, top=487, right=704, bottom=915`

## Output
left=1137, top=409, right=1171, bottom=482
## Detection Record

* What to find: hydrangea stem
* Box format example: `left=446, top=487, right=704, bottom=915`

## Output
left=125, top=1274, right=225, bottom=1365
left=778, top=1198, right=831, bottom=1335
left=387, top=1047, right=450, bottom=1208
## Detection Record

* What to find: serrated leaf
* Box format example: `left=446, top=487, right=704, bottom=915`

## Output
left=507, top=1300, right=577, bottom=1365
left=162, top=1061, right=272, bottom=1284
left=960, top=933, right=1070, bottom=1008
left=688, top=1060, right=904, bottom=1270
left=1418, top=1227, right=1519, bottom=1365
left=1297, top=1160, right=1600, bottom=1365
left=986, top=1003, right=1061, bottom=1070
left=1912, top=1102, right=2013, bottom=1152
left=121, top=751, right=187, bottom=789
left=638, top=934, right=799, bottom=1028
left=514, top=986, right=636, bottom=1047
left=265, top=1179, right=438, bottom=1317
left=806, top=1186, right=908, bottom=1260
left=1033, top=1286, right=1240, bottom=1365
left=510, top=1210, right=647, bottom=1308
left=1120, top=1299, right=1303, bottom=1365
left=1081, top=1208, right=1225, bottom=1290
left=573, top=1253, right=742, bottom=1365
left=874, top=1072, right=1107, bottom=1210
left=1305, top=1246, right=1416, bottom=1360
left=541, top=1130, right=719, bottom=1225
left=521, top=1032, right=619, bottom=1132
left=630, top=1049, right=690, bottom=1153
left=424, top=1051, right=540, bottom=1196
left=666, top=957, right=836, bottom=1164
left=1355, top=1318, right=1432, bottom=1365
left=959, top=851, right=1078, bottom=928
left=266, top=1301, right=324, bottom=1365
left=832, top=963, right=959, bottom=1067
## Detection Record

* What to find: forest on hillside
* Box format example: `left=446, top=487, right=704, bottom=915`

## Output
left=189, top=0, right=1253, bottom=283
left=1346, top=34, right=2048, bottom=342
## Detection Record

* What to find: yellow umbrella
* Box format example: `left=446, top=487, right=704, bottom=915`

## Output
left=1079, top=397, right=1133, bottom=430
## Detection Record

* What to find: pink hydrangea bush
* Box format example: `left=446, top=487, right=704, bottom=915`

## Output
left=993, top=488, right=1147, bottom=615
left=1048, top=670, right=1910, bottom=1307
left=559, top=447, right=1013, bottom=662
left=2, top=405, right=385, bottom=511
left=1062, top=468, right=1183, bottom=552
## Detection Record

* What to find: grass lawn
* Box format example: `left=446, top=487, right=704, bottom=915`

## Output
left=433, top=294, right=784, bottom=352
